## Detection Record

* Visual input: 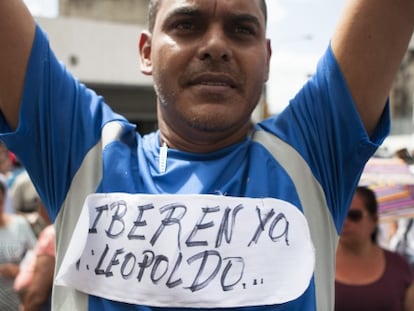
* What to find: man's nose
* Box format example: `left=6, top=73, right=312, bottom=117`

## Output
left=197, top=26, right=232, bottom=62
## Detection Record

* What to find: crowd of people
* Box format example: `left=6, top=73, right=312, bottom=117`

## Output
left=0, top=144, right=55, bottom=311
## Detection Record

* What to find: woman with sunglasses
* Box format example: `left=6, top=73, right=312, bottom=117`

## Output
left=335, top=186, right=414, bottom=311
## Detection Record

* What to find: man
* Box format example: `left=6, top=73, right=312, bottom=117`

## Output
left=0, top=0, right=413, bottom=310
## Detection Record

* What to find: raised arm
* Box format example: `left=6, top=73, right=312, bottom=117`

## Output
left=332, top=0, right=414, bottom=136
left=0, top=1, right=36, bottom=130
left=22, top=254, right=55, bottom=311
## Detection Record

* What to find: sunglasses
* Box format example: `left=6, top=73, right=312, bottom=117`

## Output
left=347, top=210, right=363, bottom=222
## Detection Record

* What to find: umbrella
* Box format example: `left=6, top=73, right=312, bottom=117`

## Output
left=359, top=157, right=414, bottom=186
left=359, top=157, right=414, bottom=222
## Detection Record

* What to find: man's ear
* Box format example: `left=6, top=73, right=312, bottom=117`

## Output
left=139, top=30, right=152, bottom=75
left=264, top=39, right=272, bottom=82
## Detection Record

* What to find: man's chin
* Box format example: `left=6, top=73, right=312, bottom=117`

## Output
left=186, top=115, right=233, bottom=133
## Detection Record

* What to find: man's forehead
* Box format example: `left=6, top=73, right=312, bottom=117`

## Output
left=158, top=0, right=265, bottom=19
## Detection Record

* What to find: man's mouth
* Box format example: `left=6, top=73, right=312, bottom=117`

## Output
left=189, top=73, right=237, bottom=89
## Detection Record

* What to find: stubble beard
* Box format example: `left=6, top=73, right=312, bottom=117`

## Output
left=155, top=84, right=237, bottom=134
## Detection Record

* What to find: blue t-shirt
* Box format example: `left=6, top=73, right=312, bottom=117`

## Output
left=0, top=25, right=389, bottom=311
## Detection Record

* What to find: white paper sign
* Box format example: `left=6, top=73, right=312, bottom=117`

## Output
left=56, top=194, right=315, bottom=308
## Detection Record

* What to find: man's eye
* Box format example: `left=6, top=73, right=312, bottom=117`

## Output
left=234, top=25, right=255, bottom=35
left=174, top=21, right=195, bottom=31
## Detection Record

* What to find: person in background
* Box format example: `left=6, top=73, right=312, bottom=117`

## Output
left=0, top=0, right=414, bottom=310
left=335, top=186, right=414, bottom=311
left=0, top=142, right=23, bottom=215
left=391, top=217, right=414, bottom=270
left=14, top=202, right=55, bottom=311
left=0, top=180, right=36, bottom=311
left=12, top=171, right=46, bottom=237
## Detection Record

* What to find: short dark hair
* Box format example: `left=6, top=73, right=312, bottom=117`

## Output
left=148, top=0, right=161, bottom=33
left=355, top=186, right=378, bottom=217
left=355, top=186, right=379, bottom=242
left=148, top=0, right=268, bottom=33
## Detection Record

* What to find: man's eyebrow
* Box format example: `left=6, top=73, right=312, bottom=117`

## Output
left=163, top=6, right=202, bottom=21
left=163, top=7, right=262, bottom=26
left=228, top=12, right=261, bottom=27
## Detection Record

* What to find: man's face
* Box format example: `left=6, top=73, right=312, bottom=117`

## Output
left=140, top=0, right=271, bottom=142
left=340, top=194, right=377, bottom=245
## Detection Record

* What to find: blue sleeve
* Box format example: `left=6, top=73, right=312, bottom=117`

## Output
left=0, top=25, right=126, bottom=220
left=259, top=44, right=390, bottom=230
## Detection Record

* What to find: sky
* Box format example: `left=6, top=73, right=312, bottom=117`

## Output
left=265, top=0, right=346, bottom=113
left=23, top=0, right=346, bottom=114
